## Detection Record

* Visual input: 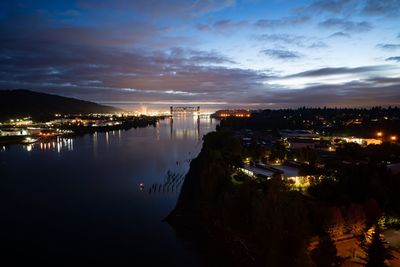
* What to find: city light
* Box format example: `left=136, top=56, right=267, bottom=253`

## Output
left=391, top=135, right=397, bottom=141
left=377, top=131, right=383, bottom=137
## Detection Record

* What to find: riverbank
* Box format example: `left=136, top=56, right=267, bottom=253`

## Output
left=0, top=116, right=160, bottom=146
left=166, top=130, right=265, bottom=266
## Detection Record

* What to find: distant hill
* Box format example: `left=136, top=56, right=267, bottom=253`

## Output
left=0, top=89, right=120, bottom=120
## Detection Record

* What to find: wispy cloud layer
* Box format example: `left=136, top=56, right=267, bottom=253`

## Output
left=0, top=0, right=399, bottom=108
left=318, top=18, right=373, bottom=32
left=261, top=49, right=302, bottom=60
left=254, top=16, right=310, bottom=28
left=377, top=44, right=400, bottom=50
left=301, top=0, right=400, bottom=17
left=386, top=57, right=400, bottom=62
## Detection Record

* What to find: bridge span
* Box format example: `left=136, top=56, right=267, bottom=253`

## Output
left=169, top=106, right=200, bottom=116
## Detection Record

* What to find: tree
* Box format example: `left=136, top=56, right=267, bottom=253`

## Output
left=364, top=198, right=382, bottom=223
left=346, top=203, right=366, bottom=235
left=311, top=231, right=343, bottom=267
left=360, top=225, right=393, bottom=267
left=326, top=207, right=345, bottom=237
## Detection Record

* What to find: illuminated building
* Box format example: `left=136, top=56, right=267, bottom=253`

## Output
left=0, top=129, right=28, bottom=136
left=280, top=129, right=320, bottom=140
left=332, top=137, right=382, bottom=146
left=212, top=109, right=251, bottom=118
left=280, top=129, right=320, bottom=149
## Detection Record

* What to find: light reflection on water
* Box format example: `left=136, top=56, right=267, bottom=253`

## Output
left=20, top=115, right=215, bottom=154
left=0, top=115, right=217, bottom=266
left=29, top=137, right=75, bottom=152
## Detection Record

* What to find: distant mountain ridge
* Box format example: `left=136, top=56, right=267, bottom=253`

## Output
left=0, top=89, right=120, bottom=120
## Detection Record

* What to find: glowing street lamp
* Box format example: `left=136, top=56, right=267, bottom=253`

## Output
left=376, top=132, right=383, bottom=137
left=391, top=135, right=397, bottom=141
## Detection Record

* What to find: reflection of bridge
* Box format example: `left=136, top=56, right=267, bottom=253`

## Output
left=170, top=106, right=200, bottom=116
left=169, top=106, right=201, bottom=141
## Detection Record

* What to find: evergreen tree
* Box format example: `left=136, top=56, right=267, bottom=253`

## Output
left=311, top=231, right=343, bottom=267
left=360, top=225, right=393, bottom=267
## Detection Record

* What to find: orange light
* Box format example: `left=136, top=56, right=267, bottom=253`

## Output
left=391, top=136, right=397, bottom=141
left=377, top=132, right=383, bottom=137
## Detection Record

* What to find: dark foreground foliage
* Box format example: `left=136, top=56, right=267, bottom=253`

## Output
left=168, top=131, right=314, bottom=266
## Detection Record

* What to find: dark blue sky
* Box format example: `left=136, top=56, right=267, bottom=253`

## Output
left=1, top=0, right=399, bottom=110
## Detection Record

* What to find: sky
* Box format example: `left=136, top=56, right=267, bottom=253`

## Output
left=0, top=0, right=400, bottom=111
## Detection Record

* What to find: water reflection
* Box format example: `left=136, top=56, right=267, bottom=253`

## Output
left=23, top=137, right=74, bottom=152
left=169, top=115, right=213, bottom=141
left=1, top=115, right=217, bottom=267
left=93, top=132, right=97, bottom=158
left=18, top=116, right=214, bottom=155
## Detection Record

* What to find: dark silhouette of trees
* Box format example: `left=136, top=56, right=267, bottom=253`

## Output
left=360, top=225, right=393, bottom=267
left=345, top=203, right=366, bottom=235
left=219, top=107, right=400, bottom=138
left=169, top=130, right=315, bottom=266
left=325, top=207, right=345, bottom=236
left=311, top=231, right=343, bottom=267
left=170, top=119, right=400, bottom=267
left=252, top=175, right=313, bottom=266
left=364, top=198, right=382, bottom=223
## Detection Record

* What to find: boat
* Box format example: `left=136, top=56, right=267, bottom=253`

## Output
left=21, top=137, right=38, bottom=144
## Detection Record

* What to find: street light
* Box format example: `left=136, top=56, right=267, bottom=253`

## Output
left=391, top=135, right=397, bottom=141
left=377, top=131, right=383, bottom=137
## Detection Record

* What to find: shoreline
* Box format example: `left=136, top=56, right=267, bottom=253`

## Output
left=0, top=116, right=160, bottom=147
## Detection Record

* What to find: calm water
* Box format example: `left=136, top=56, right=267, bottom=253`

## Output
left=0, top=116, right=216, bottom=266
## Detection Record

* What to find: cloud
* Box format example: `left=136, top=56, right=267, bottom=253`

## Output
left=362, top=0, right=400, bottom=17
left=386, top=57, right=400, bottom=62
left=256, top=34, right=307, bottom=45
left=0, top=9, right=194, bottom=49
left=254, top=16, right=310, bottom=28
left=285, top=65, right=391, bottom=78
left=0, top=30, right=267, bottom=103
left=318, top=18, right=373, bottom=33
left=196, top=24, right=212, bottom=31
left=255, top=34, right=328, bottom=49
left=263, top=81, right=400, bottom=108
left=0, top=1, right=271, bottom=105
left=377, top=44, right=400, bottom=50
left=308, top=41, right=329, bottom=49
left=366, top=77, right=400, bottom=84
left=169, top=48, right=237, bottom=64
left=63, top=9, right=82, bottom=17
left=78, top=0, right=235, bottom=17
left=0, top=0, right=398, bottom=108
left=262, top=65, right=400, bottom=107
left=328, top=32, right=351, bottom=38
left=192, top=0, right=235, bottom=15
left=300, top=0, right=400, bottom=17
left=213, top=19, right=248, bottom=30
left=199, top=17, right=308, bottom=33
left=304, top=0, right=359, bottom=14
left=261, top=49, right=302, bottom=60
left=197, top=19, right=249, bottom=32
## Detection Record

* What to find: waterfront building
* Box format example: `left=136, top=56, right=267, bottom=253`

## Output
left=212, top=109, right=251, bottom=118
left=0, top=129, right=28, bottom=136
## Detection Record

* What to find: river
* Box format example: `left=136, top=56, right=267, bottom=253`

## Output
left=0, top=115, right=217, bottom=266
